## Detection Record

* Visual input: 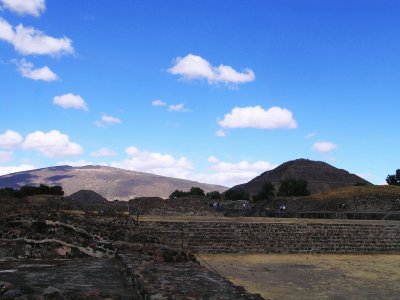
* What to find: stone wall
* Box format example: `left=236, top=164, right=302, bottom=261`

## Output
left=134, top=221, right=400, bottom=254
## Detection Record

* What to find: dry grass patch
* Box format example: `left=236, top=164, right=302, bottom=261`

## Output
left=309, top=185, right=400, bottom=201
left=198, top=254, right=400, bottom=300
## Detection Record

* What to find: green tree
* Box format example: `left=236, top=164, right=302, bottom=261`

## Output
left=278, top=178, right=310, bottom=196
left=169, top=189, right=186, bottom=198
left=253, top=182, right=275, bottom=201
left=386, top=169, right=400, bottom=186
left=206, top=191, right=221, bottom=199
left=189, top=187, right=205, bottom=196
left=224, top=189, right=249, bottom=200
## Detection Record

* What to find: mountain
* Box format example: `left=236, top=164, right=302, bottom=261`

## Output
left=227, top=158, right=371, bottom=195
left=0, top=165, right=227, bottom=200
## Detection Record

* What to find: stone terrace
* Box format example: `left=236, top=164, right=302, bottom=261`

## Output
left=133, top=217, right=400, bottom=254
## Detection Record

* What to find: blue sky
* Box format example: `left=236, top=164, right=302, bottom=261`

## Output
left=0, top=0, right=399, bottom=186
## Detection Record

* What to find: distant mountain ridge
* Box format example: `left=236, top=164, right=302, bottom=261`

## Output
left=0, top=165, right=227, bottom=200
left=228, top=158, right=371, bottom=195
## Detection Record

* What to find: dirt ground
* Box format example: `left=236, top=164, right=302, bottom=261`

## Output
left=198, top=254, right=400, bottom=300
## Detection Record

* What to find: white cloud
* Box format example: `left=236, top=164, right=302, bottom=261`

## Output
left=0, top=150, right=13, bottom=163
left=111, top=146, right=193, bottom=179
left=0, top=18, right=73, bottom=56
left=0, top=130, right=23, bottom=149
left=311, top=141, right=337, bottom=153
left=1, top=0, right=45, bottom=17
left=305, top=132, right=316, bottom=139
left=215, top=129, right=226, bottom=137
left=194, top=157, right=277, bottom=187
left=152, top=99, right=166, bottom=107
left=168, top=54, right=255, bottom=86
left=0, top=164, right=35, bottom=176
left=17, top=59, right=58, bottom=81
left=56, top=160, right=93, bottom=167
left=219, top=106, right=297, bottom=129
left=91, top=147, right=117, bottom=157
left=53, top=93, right=88, bottom=111
left=22, top=130, right=83, bottom=157
left=94, top=114, right=122, bottom=127
left=168, top=103, right=190, bottom=112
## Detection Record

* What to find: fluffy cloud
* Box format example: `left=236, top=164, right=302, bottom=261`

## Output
left=91, top=147, right=117, bottom=157
left=152, top=99, right=166, bottom=107
left=0, top=150, right=13, bottom=163
left=17, top=59, right=58, bottom=81
left=0, top=130, right=23, bottom=149
left=111, top=146, right=193, bottom=179
left=194, top=156, right=277, bottom=187
left=1, top=0, right=45, bottom=17
left=215, top=129, right=226, bottom=137
left=0, top=18, right=73, bottom=56
left=56, top=160, right=93, bottom=167
left=168, top=54, right=255, bottom=86
left=0, top=164, right=35, bottom=176
left=94, top=114, right=122, bottom=128
left=22, top=130, right=83, bottom=157
left=219, top=106, right=297, bottom=129
left=311, top=141, right=337, bottom=153
left=168, top=103, right=190, bottom=112
left=53, top=93, right=88, bottom=111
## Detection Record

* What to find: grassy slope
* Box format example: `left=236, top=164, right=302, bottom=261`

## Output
left=308, top=185, right=400, bottom=201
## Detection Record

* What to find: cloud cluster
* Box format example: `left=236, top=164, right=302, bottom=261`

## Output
left=0, top=0, right=45, bottom=17
left=168, top=54, right=255, bottom=86
left=91, top=147, right=117, bottom=157
left=0, top=130, right=23, bottom=149
left=0, top=164, right=35, bottom=176
left=22, top=130, right=83, bottom=157
left=215, top=129, right=226, bottom=137
left=95, top=114, right=122, bottom=128
left=111, top=146, right=193, bottom=179
left=0, top=18, right=73, bottom=56
left=17, top=59, right=58, bottom=81
left=152, top=99, right=190, bottom=113
left=219, top=106, right=297, bottom=129
left=56, top=160, right=93, bottom=167
left=152, top=99, right=166, bottom=107
left=168, top=103, right=190, bottom=112
left=53, top=93, right=88, bottom=111
left=194, top=156, right=277, bottom=187
left=311, top=141, right=337, bottom=153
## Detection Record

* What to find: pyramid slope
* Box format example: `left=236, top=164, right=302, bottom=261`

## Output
left=229, top=158, right=371, bottom=195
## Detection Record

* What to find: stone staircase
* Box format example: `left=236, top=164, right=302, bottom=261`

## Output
left=117, top=251, right=264, bottom=299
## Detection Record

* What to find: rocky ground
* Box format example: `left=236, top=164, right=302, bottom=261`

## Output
left=0, top=195, right=263, bottom=299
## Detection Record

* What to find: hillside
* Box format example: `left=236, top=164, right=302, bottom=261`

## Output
left=228, top=158, right=371, bottom=195
left=0, top=165, right=227, bottom=200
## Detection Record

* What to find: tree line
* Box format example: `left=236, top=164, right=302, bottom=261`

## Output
left=0, top=184, right=64, bottom=198
left=170, top=178, right=310, bottom=201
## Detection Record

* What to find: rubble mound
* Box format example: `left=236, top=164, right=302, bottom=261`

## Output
left=66, top=189, right=109, bottom=204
